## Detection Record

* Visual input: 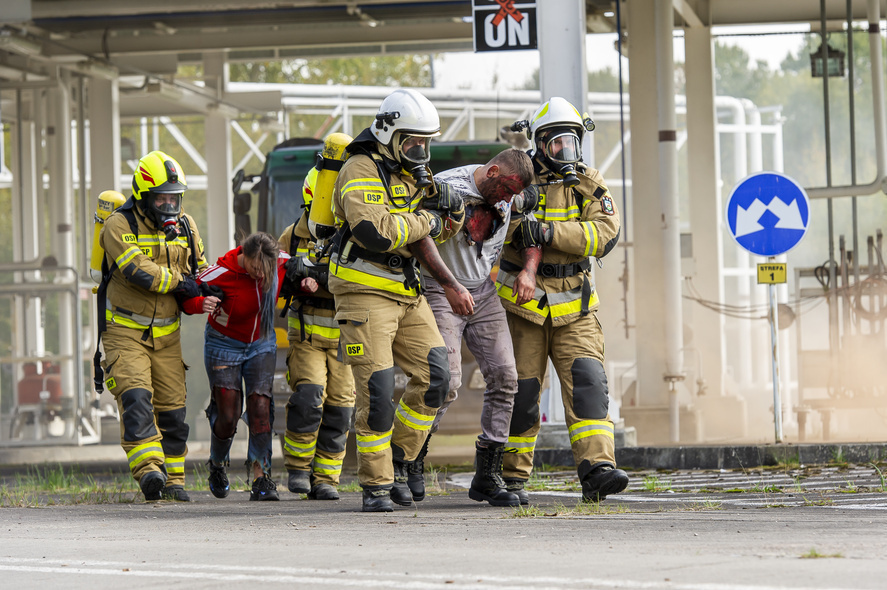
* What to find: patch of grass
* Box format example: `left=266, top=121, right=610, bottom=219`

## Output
left=508, top=505, right=547, bottom=518
left=870, top=463, right=887, bottom=492
left=689, top=500, right=723, bottom=511
left=800, top=548, right=843, bottom=559
left=0, top=487, right=40, bottom=508
left=749, top=482, right=783, bottom=494
left=426, top=465, right=449, bottom=496
left=338, top=480, right=362, bottom=493
left=829, top=447, right=846, bottom=466
left=642, top=475, right=672, bottom=492
left=801, top=493, right=834, bottom=507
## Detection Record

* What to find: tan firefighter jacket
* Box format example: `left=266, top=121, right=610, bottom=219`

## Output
left=329, top=150, right=463, bottom=303
left=279, top=212, right=339, bottom=349
left=497, top=163, right=620, bottom=327
left=100, top=205, right=207, bottom=350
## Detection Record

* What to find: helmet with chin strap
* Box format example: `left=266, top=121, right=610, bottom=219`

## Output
left=371, top=89, right=441, bottom=181
left=132, top=150, right=187, bottom=226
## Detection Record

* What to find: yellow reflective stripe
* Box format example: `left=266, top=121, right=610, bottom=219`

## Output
left=568, top=419, right=614, bottom=444
left=394, top=399, right=435, bottom=431
left=116, top=245, right=141, bottom=268
left=495, top=278, right=548, bottom=317
left=313, top=457, right=343, bottom=475
left=287, top=316, right=341, bottom=339
left=296, top=247, right=310, bottom=256
left=165, top=456, right=185, bottom=474
left=581, top=221, right=598, bottom=258
left=126, top=442, right=164, bottom=470
left=391, top=214, right=409, bottom=249
left=342, top=178, right=385, bottom=195
left=137, top=235, right=162, bottom=246
left=332, top=262, right=417, bottom=297
left=106, top=309, right=180, bottom=337
left=538, top=207, right=580, bottom=221
left=548, top=289, right=599, bottom=319
left=283, top=436, right=316, bottom=458
left=158, top=267, right=172, bottom=294
left=504, top=435, right=536, bottom=454
left=356, top=430, right=392, bottom=453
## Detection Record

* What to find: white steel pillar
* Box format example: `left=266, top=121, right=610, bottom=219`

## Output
left=88, top=77, right=121, bottom=193
left=203, top=51, right=234, bottom=261
left=47, top=72, right=77, bottom=401
left=10, top=91, right=45, bottom=363
left=537, top=0, right=588, bottom=127
left=655, top=0, right=685, bottom=442
left=684, top=20, right=725, bottom=398
left=628, top=0, right=669, bottom=409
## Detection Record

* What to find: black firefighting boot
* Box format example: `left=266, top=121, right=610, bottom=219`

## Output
left=390, top=460, right=413, bottom=506
left=581, top=464, right=629, bottom=503
left=287, top=469, right=311, bottom=494
left=161, top=485, right=191, bottom=502
left=469, top=443, right=521, bottom=507
left=407, top=434, right=431, bottom=502
left=503, top=477, right=529, bottom=506
left=139, top=470, right=166, bottom=502
left=362, top=485, right=394, bottom=512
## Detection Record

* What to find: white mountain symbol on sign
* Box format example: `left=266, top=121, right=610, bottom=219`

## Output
left=734, top=196, right=805, bottom=238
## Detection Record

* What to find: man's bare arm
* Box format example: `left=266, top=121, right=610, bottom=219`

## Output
left=409, top=237, right=475, bottom=315
left=513, top=246, right=541, bottom=305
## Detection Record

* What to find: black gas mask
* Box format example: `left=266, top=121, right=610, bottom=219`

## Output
left=395, top=133, right=433, bottom=189
left=539, top=130, right=582, bottom=188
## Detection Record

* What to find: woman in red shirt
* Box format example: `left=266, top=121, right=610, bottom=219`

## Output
left=184, top=232, right=316, bottom=501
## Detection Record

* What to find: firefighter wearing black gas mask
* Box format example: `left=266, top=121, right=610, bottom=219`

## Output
left=497, top=97, right=628, bottom=505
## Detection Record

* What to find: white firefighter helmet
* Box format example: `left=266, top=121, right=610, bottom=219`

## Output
left=371, top=88, right=441, bottom=169
left=528, top=97, right=590, bottom=165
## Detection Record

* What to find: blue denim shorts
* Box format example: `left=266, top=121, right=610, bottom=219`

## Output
left=204, top=324, right=277, bottom=395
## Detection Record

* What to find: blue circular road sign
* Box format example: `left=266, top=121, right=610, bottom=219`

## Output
left=725, top=171, right=811, bottom=257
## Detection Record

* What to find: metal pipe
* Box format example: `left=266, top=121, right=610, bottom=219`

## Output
left=807, top=0, right=887, bottom=198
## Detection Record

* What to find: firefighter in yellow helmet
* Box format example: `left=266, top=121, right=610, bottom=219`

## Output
left=498, top=97, right=629, bottom=504
left=98, top=150, right=208, bottom=501
left=330, top=88, right=466, bottom=511
left=279, top=150, right=355, bottom=500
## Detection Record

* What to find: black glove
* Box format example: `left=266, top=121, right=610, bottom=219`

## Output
left=199, top=282, right=224, bottom=303
left=421, top=210, right=443, bottom=239
left=513, top=184, right=541, bottom=213
left=514, top=217, right=552, bottom=249
left=307, top=267, right=329, bottom=289
left=425, top=181, right=465, bottom=223
left=172, top=275, right=200, bottom=300
left=280, top=256, right=308, bottom=299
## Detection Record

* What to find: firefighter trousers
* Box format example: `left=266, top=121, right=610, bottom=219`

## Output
left=283, top=338, right=356, bottom=486
left=502, top=312, right=617, bottom=482
left=100, top=327, right=189, bottom=487
left=335, top=291, right=449, bottom=488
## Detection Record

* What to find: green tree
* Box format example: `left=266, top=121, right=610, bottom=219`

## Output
left=230, top=55, right=432, bottom=87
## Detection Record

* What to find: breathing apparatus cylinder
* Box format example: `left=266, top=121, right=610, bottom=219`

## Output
left=308, top=132, right=352, bottom=241
left=89, top=190, right=126, bottom=283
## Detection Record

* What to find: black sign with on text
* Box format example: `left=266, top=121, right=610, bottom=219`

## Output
left=472, top=1, right=537, bottom=52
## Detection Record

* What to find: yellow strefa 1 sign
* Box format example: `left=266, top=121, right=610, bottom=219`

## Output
left=757, top=262, right=787, bottom=284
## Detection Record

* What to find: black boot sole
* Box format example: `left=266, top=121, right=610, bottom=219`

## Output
left=583, top=471, right=630, bottom=503
left=469, top=487, right=521, bottom=507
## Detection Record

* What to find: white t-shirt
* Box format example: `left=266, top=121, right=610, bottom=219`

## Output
left=421, top=165, right=512, bottom=290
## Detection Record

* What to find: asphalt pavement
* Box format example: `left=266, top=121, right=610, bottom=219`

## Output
left=1, top=462, right=886, bottom=590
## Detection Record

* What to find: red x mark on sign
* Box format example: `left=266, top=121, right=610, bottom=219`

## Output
left=491, top=0, right=523, bottom=26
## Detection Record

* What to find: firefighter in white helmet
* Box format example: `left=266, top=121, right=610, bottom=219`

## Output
left=329, top=88, right=466, bottom=511
left=497, top=97, right=629, bottom=504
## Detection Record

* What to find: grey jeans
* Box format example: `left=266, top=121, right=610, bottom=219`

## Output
left=424, top=277, right=518, bottom=445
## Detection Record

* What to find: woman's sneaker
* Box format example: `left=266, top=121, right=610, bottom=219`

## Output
left=207, top=461, right=230, bottom=499
left=250, top=475, right=280, bottom=501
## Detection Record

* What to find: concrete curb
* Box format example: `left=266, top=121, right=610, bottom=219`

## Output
left=535, top=442, right=887, bottom=471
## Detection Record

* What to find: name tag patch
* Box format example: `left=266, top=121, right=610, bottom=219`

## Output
left=345, top=343, right=365, bottom=357
left=122, top=233, right=138, bottom=243
left=140, top=247, right=153, bottom=257
left=105, top=377, right=116, bottom=390
left=364, top=192, right=384, bottom=204
left=392, top=185, right=408, bottom=197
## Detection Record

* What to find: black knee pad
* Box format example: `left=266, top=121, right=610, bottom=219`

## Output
left=570, top=358, right=609, bottom=420
left=424, top=346, right=449, bottom=408
left=367, top=367, right=395, bottom=432
left=157, top=407, right=188, bottom=455
left=286, top=384, right=324, bottom=433
left=247, top=394, right=273, bottom=434
left=317, top=405, right=354, bottom=453
left=119, top=387, right=157, bottom=442
left=510, top=378, right=541, bottom=434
